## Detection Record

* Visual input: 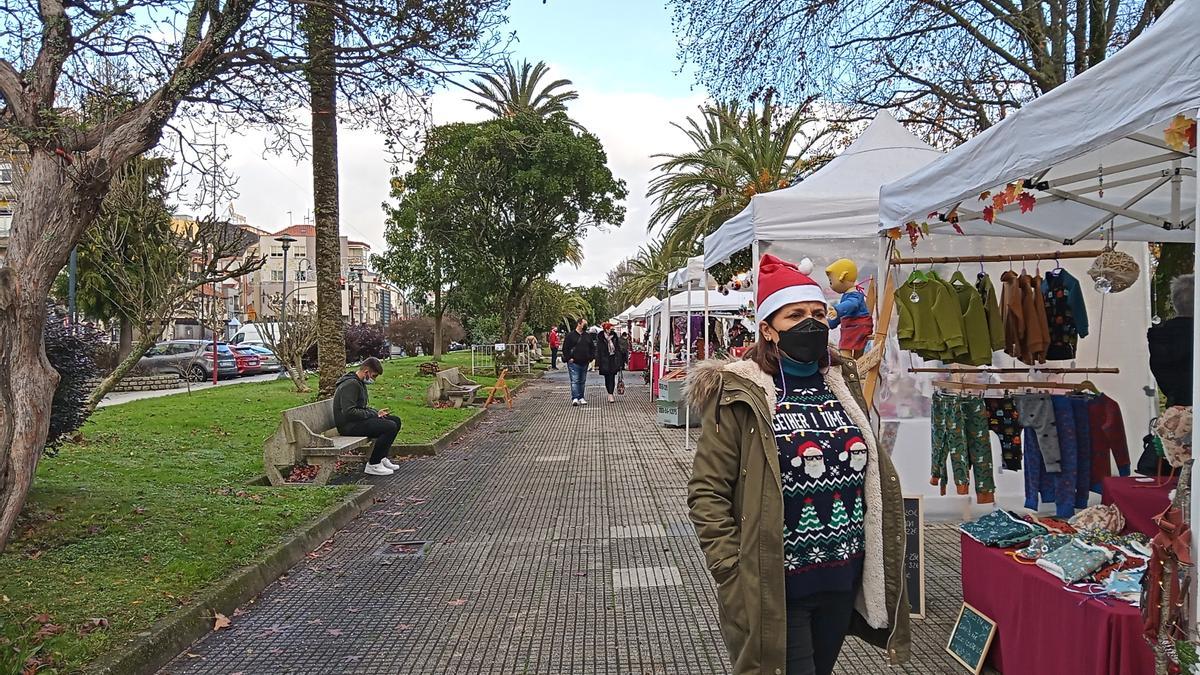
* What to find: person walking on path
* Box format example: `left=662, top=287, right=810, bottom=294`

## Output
left=596, top=322, right=628, bottom=403
left=333, top=357, right=403, bottom=476
left=686, top=254, right=909, bottom=675
left=563, top=318, right=593, bottom=406
left=548, top=326, right=562, bottom=370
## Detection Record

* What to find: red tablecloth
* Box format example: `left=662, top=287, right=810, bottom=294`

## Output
left=1102, top=476, right=1177, bottom=537
left=628, top=350, right=648, bottom=372
left=961, top=534, right=1153, bottom=675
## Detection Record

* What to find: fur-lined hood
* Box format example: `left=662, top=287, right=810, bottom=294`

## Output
left=684, top=357, right=777, bottom=410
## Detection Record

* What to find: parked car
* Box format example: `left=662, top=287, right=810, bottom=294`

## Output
left=229, top=322, right=280, bottom=346
left=138, top=340, right=238, bottom=382
left=242, top=344, right=282, bottom=373
left=231, top=345, right=263, bottom=376
left=448, top=341, right=466, bottom=352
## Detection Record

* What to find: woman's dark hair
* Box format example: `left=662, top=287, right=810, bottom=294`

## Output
left=744, top=310, right=841, bottom=375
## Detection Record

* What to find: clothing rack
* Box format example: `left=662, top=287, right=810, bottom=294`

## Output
left=933, top=380, right=1100, bottom=392
left=891, top=249, right=1106, bottom=266
left=911, top=367, right=1119, bottom=375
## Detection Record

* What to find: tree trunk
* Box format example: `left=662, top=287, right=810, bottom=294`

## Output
left=432, top=281, right=444, bottom=359
left=118, top=316, right=133, bottom=360
left=85, top=328, right=158, bottom=413
left=0, top=152, right=108, bottom=553
left=306, top=2, right=347, bottom=397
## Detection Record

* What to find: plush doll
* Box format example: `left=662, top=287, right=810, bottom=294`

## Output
left=825, top=258, right=873, bottom=356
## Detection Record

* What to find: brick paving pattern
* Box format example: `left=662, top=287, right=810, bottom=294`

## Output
left=161, top=370, right=980, bottom=674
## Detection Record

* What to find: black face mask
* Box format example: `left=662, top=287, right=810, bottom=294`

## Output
left=775, top=317, right=829, bottom=364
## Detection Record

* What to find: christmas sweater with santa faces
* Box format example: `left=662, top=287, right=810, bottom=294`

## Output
left=773, top=362, right=868, bottom=599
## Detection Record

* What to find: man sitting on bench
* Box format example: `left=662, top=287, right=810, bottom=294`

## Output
left=333, top=357, right=402, bottom=476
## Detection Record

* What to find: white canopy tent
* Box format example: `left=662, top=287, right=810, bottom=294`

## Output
left=876, top=0, right=1199, bottom=620
left=626, top=296, right=660, bottom=320
left=614, top=304, right=638, bottom=322
left=703, top=111, right=944, bottom=269
left=648, top=289, right=753, bottom=316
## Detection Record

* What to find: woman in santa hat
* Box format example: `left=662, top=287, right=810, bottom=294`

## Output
left=686, top=254, right=909, bottom=675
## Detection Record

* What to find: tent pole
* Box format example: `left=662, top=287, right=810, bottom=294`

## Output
left=685, top=280, right=693, bottom=449
left=704, top=279, right=711, bottom=360
left=1191, top=138, right=1200, bottom=633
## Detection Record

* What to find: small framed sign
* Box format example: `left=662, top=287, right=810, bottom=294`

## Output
left=946, top=602, right=997, bottom=674
left=903, top=495, right=925, bottom=619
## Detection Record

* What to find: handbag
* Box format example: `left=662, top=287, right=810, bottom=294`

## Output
left=617, top=371, right=625, bottom=396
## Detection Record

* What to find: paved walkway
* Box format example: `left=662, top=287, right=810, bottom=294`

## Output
left=160, top=370, right=975, bottom=674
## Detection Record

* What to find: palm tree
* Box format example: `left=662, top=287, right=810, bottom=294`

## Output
left=612, top=236, right=699, bottom=309
left=465, top=59, right=579, bottom=118
left=647, top=95, right=835, bottom=256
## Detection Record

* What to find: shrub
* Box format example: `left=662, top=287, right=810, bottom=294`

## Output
left=344, top=323, right=389, bottom=363
left=386, top=315, right=464, bottom=354
left=44, top=304, right=104, bottom=450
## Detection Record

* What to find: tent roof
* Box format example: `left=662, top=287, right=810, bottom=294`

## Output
left=704, top=111, right=942, bottom=269
left=626, top=296, right=661, bottom=320
left=668, top=256, right=709, bottom=290
left=650, top=289, right=753, bottom=315
left=879, top=0, right=1198, bottom=244
left=614, top=304, right=638, bottom=321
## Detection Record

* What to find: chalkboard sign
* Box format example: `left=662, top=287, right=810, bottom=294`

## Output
left=946, top=602, right=997, bottom=674
left=903, top=495, right=925, bottom=619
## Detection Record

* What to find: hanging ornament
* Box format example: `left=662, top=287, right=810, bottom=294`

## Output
left=909, top=290, right=920, bottom=303
left=1088, top=245, right=1140, bottom=294
left=1152, top=315, right=1163, bottom=325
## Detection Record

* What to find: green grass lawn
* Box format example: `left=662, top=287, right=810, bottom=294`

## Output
left=0, top=351, right=512, bottom=673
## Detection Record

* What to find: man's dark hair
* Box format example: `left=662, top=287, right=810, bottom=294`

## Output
left=362, top=357, right=384, bottom=375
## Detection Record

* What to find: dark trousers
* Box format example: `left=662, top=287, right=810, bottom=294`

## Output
left=785, top=591, right=856, bottom=675
left=340, top=414, right=402, bottom=465
left=550, top=347, right=559, bottom=369
left=602, top=372, right=617, bottom=394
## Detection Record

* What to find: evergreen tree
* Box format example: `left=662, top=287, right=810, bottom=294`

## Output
left=828, top=492, right=850, bottom=530
left=797, top=497, right=822, bottom=533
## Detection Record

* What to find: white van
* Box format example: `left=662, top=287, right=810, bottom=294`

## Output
left=230, top=322, right=281, bottom=346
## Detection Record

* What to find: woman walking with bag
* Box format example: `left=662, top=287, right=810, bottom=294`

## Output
left=596, top=321, right=627, bottom=403
left=686, top=255, right=909, bottom=675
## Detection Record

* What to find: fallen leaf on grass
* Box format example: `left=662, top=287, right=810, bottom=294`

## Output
left=32, top=623, right=64, bottom=642
left=186, top=652, right=202, bottom=659
left=213, top=613, right=232, bottom=631
left=77, top=617, right=109, bottom=635
left=447, top=598, right=467, bottom=606
left=31, top=613, right=51, bottom=624
left=232, top=608, right=246, bottom=617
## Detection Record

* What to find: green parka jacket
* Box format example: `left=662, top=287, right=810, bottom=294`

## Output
left=685, top=357, right=910, bottom=675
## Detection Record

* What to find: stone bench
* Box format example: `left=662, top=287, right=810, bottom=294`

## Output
left=263, top=399, right=372, bottom=485
left=425, top=367, right=480, bottom=408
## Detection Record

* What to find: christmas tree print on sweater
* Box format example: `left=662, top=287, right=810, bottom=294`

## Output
left=774, top=371, right=868, bottom=598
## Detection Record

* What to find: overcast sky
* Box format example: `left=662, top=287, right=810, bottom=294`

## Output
left=216, top=0, right=706, bottom=287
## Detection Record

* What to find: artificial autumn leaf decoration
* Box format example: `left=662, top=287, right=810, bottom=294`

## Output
left=903, top=222, right=924, bottom=250
left=982, top=206, right=995, bottom=223
left=978, top=190, right=991, bottom=202
left=1164, top=114, right=1198, bottom=151
left=885, top=227, right=901, bottom=241
left=1018, top=192, right=1037, bottom=213
left=991, top=193, right=1007, bottom=211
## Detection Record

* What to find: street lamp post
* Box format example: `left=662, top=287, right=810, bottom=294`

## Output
left=275, top=234, right=297, bottom=337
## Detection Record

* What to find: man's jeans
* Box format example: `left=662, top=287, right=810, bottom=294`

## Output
left=568, top=362, right=587, bottom=400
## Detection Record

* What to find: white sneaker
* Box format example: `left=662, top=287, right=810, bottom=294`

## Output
left=571, top=399, right=580, bottom=406
left=364, top=462, right=394, bottom=476
left=579, top=398, right=588, bottom=405
left=381, top=457, right=400, bottom=471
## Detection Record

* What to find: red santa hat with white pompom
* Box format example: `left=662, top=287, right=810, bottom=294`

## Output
left=756, top=254, right=828, bottom=322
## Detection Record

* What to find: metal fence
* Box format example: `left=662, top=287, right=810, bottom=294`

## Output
left=470, top=343, right=536, bottom=375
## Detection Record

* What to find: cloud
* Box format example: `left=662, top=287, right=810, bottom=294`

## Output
left=215, top=85, right=704, bottom=286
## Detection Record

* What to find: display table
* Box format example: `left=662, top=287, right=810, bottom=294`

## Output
left=960, top=534, right=1153, bottom=674
left=628, top=350, right=648, bottom=372
left=1101, top=476, right=1177, bottom=537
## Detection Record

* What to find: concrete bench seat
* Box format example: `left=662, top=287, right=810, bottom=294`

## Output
left=263, top=399, right=372, bottom=485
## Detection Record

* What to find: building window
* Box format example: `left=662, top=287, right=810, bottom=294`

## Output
left=296, top=269, right=308, bottom=282
left=0, top=211, right=10, bottom=238
left=271, top=270, right=284, bottom=281
left=0, top=162, right=13, bottom=185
